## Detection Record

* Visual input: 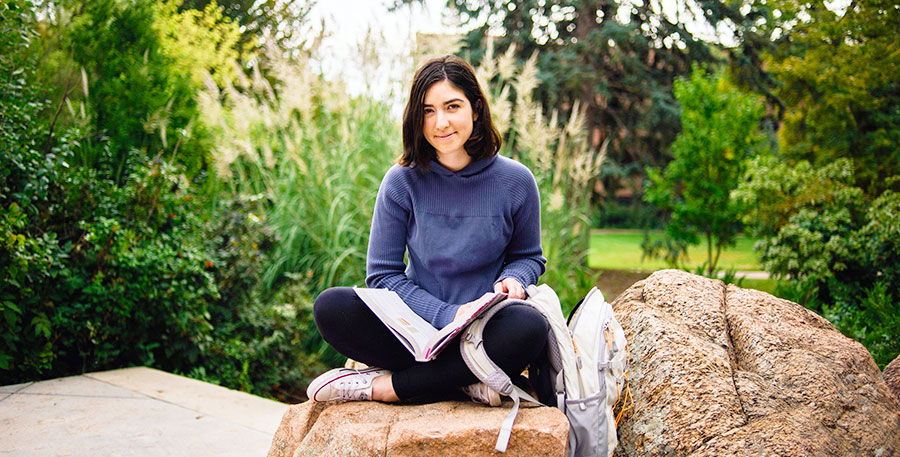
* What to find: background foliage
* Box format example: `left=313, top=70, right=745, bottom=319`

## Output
left=643, top=65, right=767, bottom=275
left=0, top=0, right=330, bottom=399
left=3, top=0, right=899, bottom=394
left=443, top=0, right=716, bottom=201
left=735, top=157, right=900, bottom=366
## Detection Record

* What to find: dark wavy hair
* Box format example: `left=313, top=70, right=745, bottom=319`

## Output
left=399, top=55, right=502, bottom=170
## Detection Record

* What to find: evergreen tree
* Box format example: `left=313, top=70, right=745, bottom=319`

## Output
left=449, top=0, right=721, bottom=171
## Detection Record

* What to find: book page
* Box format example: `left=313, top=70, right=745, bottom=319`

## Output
left=353, top=287, right=436, bottom=358
left=422, top=292, right=507, bottom=360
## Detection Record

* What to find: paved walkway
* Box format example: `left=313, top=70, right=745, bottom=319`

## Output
left=717, top=270, right=771, bottom=280
left=0, top=367, right=289, bottom=456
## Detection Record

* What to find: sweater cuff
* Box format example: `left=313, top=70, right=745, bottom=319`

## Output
left=434, top=304, right=460, bottom=329
left=498, top=263, right=540, bottom=291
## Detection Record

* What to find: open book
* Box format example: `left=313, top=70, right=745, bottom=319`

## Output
left=353, top=287, right=507, bottom=362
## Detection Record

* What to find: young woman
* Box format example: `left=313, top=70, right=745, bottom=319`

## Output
left=306, top=55, right=549, bottom=405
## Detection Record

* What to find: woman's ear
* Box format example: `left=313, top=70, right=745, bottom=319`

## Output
left=474, top=99, right=483, bottom=122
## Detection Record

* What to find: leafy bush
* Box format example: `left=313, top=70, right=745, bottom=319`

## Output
left=52, top=160, right=220, bottom=373
left=192, top=196, right=337, bottom=401
left=643, top=66, right=767, bottom=275
left=735, top=157, right=900, bottom=366
left=592, top=199, right=666, bottom=230
left=735, top=157, right=866, bottom=301
left=1, top=0, right=328, bottom=398
left=48, top=0, right=238, bottom=178
left=1, top=0, right=68, bottom=375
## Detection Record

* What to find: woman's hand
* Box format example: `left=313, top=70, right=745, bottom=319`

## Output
left=453, top=292, right=496, bottom=322
left=494, top=277, right=525, bottom=300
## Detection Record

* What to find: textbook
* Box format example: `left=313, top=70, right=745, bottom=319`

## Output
left=353, top=287, right=508, bottom=362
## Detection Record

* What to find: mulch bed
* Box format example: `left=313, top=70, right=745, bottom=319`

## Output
left=593, top=269, right=653, bottom=303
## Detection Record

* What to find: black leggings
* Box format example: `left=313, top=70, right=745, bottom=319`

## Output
left=313, top=287, right=549, bottom=400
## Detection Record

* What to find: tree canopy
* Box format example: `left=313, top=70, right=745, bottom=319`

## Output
left=178, top=0, right=314, bottom=57
left=446, top=0, right=720, bottom=173
left=761, top=0, right=900, bottom=195
left=644, top=65, right=766, bottom=274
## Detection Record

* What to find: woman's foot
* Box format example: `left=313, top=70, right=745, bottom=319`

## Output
left=461, top=382, right=502, bottom=406
left=306, top=367, right=391, bottom=402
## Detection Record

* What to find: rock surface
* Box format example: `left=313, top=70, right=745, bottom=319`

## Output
left=885, top=355, right=900, bottom=402
left=612, top=269, right=900, bottom=456
left=269, top=270, right=900, bottom=456
left=268, top=399, right=568, bottom=457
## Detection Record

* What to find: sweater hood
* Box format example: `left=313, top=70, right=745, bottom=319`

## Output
left=428, top=154, right=498, bottom=177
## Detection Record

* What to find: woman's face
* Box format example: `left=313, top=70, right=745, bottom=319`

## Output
left=422, top=79, right=476, bottom=160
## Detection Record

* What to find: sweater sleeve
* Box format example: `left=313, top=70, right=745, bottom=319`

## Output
left=496, top=169, right=546, bottom=290
left=365, top=167, right=459, bottom=328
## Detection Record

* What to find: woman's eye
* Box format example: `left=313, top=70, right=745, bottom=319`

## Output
left=448, top=104, right=459, bottom=110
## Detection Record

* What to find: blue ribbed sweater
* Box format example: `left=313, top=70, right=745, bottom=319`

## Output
left=365, top=154, right=546, bottom=328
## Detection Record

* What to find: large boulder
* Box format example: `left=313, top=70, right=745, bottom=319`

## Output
left=269, top=270, right=900, bottom=456
left=612, top=269, right=900, bottom=456
left=885, top=355, right=900, bottom=402
left=267, top=399, right=568, bottom=457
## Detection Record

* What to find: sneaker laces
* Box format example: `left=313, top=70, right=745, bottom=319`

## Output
left=333, top=370, right=377, bottom=401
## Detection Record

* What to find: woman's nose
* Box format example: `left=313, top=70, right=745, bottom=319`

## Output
left=435, top=110, right=449, bottom=128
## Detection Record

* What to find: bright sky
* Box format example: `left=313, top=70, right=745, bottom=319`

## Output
left=303, top=0, right=735, bottom=101
left=304, top=0, right=855, bottom=103
left=306, top=0, right=462, bottom=102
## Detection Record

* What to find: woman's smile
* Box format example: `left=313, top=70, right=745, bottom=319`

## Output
left=422, top=80, right=476, bottom=169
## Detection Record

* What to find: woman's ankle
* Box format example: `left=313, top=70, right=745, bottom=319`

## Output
left=371, top=374, right=400, bottom=402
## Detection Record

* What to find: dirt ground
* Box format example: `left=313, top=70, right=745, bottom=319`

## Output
left=593, top=269, right=652, bottom=303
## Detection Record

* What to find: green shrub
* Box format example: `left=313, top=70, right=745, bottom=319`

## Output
left=48, top=0, right=238, bottom=179
left=2, top=0, right=240, bottom=385
left=1, top=0, right=69, bottom=376
left=736, top=157, right=900, bottom=367
left=2, top=144, right=223, bottom=382
left=193, top=195, right=338, bottom=401
left=592, top=199, right=665, bottom=230
left=54, top=160, right=219, bottom=373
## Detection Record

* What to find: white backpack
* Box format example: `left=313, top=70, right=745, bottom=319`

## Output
left=459, top=284, right=631, bottom=455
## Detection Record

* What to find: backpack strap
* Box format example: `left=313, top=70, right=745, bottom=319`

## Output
left=460, top=298, right=544, bottom=452
left=525, top=284, right=580, bottom=403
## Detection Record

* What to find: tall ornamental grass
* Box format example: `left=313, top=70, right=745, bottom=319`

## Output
left=199, top=38, right=601, bottom=325
left=198, top=45, right=399, bottom=296
left=475, top=42, right=604, bottom=311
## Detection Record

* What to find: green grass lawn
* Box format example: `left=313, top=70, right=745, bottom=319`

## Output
left=738, top=277, right=781, bottom=296
left=588, top=229, right=783, bottom=298
left=588, top=229, right=762, bottom=271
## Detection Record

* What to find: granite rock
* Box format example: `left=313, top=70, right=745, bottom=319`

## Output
left=268, top=399, right=568, bottom=457
left=613, top=269, right=900, bottom=456
left=884, top=355, right=900, bottom=403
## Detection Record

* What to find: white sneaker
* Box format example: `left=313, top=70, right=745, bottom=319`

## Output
left=461, top=382, right=502, bottom=407
left=306, top=367, right=390, bottom=402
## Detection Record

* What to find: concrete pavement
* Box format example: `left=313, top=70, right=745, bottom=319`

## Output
left=717, top=270, right=771, bottom=280
left=0, top=367, right=289, bottom=456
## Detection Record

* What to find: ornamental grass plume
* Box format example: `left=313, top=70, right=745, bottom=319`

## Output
left=474, top=40, right=603, bottom=311
left=197, top=37, right=397, bottom=295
